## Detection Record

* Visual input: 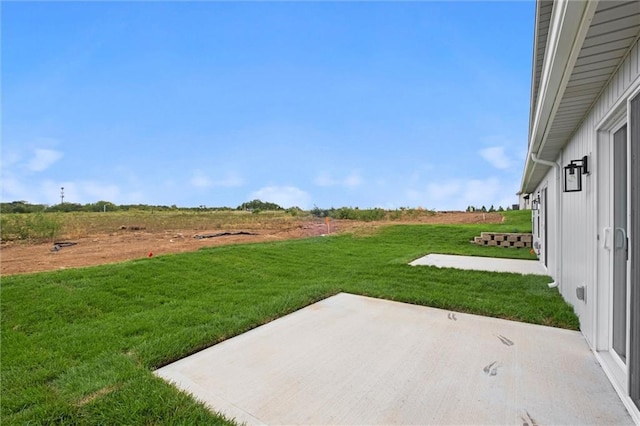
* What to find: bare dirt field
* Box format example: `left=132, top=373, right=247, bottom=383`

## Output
left=1, top=212, right=502, bottom=276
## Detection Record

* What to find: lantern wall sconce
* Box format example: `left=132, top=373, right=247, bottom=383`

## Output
left=531, top=195, right=540, bottom=211
left=563, top=155, right=589, bottom=192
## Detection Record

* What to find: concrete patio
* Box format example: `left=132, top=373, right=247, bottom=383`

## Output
left=155, top=293, right=632, bottom=425
left=409, top=253, right=549, bottom=275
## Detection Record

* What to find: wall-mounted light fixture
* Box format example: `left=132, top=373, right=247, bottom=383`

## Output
left=531, top=194, right=540, bottom=211
left=563, top=155, right=589, bottom=192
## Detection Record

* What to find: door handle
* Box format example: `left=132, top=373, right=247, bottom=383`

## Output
left=603, top=227, right=612, bottom=250
left=615, top=227, right=627, bottom=250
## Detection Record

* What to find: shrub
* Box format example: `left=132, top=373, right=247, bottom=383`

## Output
left=329, top=207, right=386, bottom=222
left=237, top=200, right=283, bottom=211
left=0, top=212, right=63, bottom=242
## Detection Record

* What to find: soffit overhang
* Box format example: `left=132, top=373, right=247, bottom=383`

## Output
left=521, top=0, right=640, bottom=194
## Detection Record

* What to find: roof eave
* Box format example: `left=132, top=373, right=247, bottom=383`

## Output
left=520, top=0, right=599, bottom=194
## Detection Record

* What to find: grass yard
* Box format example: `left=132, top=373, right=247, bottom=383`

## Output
left=1, top=211, right=578, bottom=424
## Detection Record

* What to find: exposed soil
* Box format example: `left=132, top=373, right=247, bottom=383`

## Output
left=0, top=212, right=502, bottom=276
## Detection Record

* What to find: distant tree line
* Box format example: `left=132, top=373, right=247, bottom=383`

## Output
left=308, top=206, right=438, bottom=222
left=0, top=201, right=49, bottom=213
left=1, top=199, right=297, bottom=214
left=236, top=199, right=284, bottom=212
left=310, top=205, right=387, bottom=221
left=2, top=199, right=516, bottom=217
left=0, top=200, right=236, bottom=214
left=465, top=205, right=514, bottom=213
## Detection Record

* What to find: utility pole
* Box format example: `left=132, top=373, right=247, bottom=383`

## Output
left=60, top=187, right=64, bottom=204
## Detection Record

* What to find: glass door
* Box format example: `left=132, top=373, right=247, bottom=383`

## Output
left=629, top=94, right=639, bottom=410
left=612, top=124, right=628, bottom=363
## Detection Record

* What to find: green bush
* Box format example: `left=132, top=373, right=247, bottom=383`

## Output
left=237, top=199, right=283, bottom=211
left=330, top=207, right=386, bottom=221
left=0, top=212, right=63, bottom=242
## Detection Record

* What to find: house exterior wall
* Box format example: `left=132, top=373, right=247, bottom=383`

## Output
left=532, top=39, right=640, bottom=346
left=518, top=194, right=531, bottom=210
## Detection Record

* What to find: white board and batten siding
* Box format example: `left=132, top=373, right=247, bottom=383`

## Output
left=533, top=39, right=640, bottom=346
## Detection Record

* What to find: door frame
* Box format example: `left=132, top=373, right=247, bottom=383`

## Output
left=595, top=87, right=639, bottom=409
left=542, top=187, right=548, bottom=267
left=610, top=120, right=629, bottom=368
left=595, top=107, right=629, bottom=388
left=628, top=89, right=639, bottom=411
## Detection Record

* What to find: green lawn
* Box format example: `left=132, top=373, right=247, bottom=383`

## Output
left=1, top=211, right=577, bottom=424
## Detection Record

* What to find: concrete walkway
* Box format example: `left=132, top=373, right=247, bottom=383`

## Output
left=409, top=253, right=549, bottom=275
left=155, top=293, right=631, bottom=425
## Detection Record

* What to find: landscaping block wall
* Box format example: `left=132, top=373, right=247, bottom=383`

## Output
left=472, top=232, right=533, bottom=248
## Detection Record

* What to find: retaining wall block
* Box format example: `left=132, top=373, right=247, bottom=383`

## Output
left=471, top=232, right=533, bottom=249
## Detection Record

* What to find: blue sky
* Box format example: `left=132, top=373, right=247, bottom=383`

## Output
left=2, top=1, right=534, bottom=210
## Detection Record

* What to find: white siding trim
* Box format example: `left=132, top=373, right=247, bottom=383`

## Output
left=529, top=1, right=598, bottom=154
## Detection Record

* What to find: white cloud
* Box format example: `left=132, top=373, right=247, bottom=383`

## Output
left=81, top=181, right=121, bottom=201
left=38, top=179, right=147, bottom=205
left=42, top=180, right=119, bottom=204
left=190, top=170, right=212, bottom=188
left=479, top=146, right=512, bottom=170
left=428, top=177, right=502, bottom=209
left=0, top=172, right=30, bottom=201
left=427, top=180, right=463, bottom=201
left=190, top=170, right=244, bottom=188
left=1, top=151, right=22, bottom=169
left=249, top=186, right=311, bottom=209
left=40, top=180, right=77, bottom=205
left=27, top=148, right=63, bottom=172
left=215, top=173, right=244, bottom=188
left=403, top=177, right=516, bottom=211
left=344, top=172, right=363, bottom=189
left=314, top=172, right=334, bottom=187
left=314, top=171, right=363, bottom=189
